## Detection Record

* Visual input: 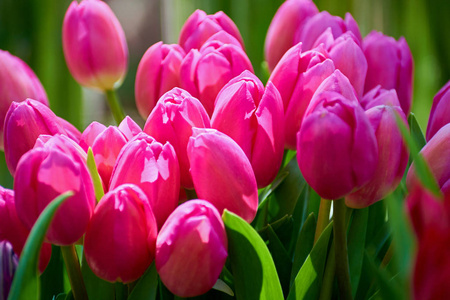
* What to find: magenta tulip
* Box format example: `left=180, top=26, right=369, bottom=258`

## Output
left=211, top=71, right=284, bottom=187
left=109, top=132, right=180, bottom=228
left=135, top=42, right=185, bottom=119
left=268, top=43, right=335, bottom=149
left=180, top=40, right=254, bottom=116
left=0, top=186, right=52, bottom=273
left=144, top=88, right=210, bottom=189
left=187, top=128, right=258, bottom=222
left=118, top=116, right=142, bottom=140
left=0, top=50, right=48, bottom=150
left=84, top=184, right=157, bottom=283
left=14, top=140, right=96, bottom=245
left=297, top=90, right=378, bottom=200
left=156, top=199, right=227, bottom=297
left=264, top=0, right=318, bottom=72
left=3, top=99, right=73, bottom=175
left=295, top=11, right=362, bottom=51
left=63, top=0, right=128, bottom=90
left=346, top=88, right=409, bottom=208
left=79, top=122, right=107, bottom=152
left=363, top=31, right=414, bottom=115
left=426, top=80, right=450, bottom=141
left=179, top=9, right=244, bottom=52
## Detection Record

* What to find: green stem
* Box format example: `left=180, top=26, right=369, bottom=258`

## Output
left=105, top=89, right=125, bottom=124
left=61, top=245, right=88, bottom=300
left=314, top=198, right=332, bottom=244
left=319, top=240, right=336, bottom=300
left=333, top=199, right=353, bottom=300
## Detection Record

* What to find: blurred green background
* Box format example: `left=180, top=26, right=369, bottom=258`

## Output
left=0, top=0, right=449, bottom=188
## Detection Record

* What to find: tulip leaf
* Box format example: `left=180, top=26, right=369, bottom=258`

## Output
left=347, top=208, right=369, bottom=297
left=223, top=210, right=284, bottom=300
left=128, top=263, right=158, bottom=300
left=8, top=192, right=73, bottom=300
left=80, top=254, right=115, bottom=300
left=87, top=147, right=104, bottom=202
left=287, top=221, right=333, bottom=300
left=408, top=113, right=426, bottom=150
left=40, top=245, right=65, bottom=300
left=212, top=279, right=235, bottom=296
left=290, top=213, right=316, bottom=287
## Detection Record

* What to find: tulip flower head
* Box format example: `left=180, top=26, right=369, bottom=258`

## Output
left=63, top=0, right=128, bottom=90
left=426, top=80, right=450, bottom=141
left=156, top=200, right=227, bottom=297
left=0, top=50, right=48, bottom=150
left=84, top=184, right=157, bottom=283
left=144, top=88, right=211, bottom=189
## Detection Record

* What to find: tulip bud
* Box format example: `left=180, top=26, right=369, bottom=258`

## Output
left=109, top=133, right=180, bottom=228
left=84, top=184, right=157, bottom=283
left=0, top=50, right=48, bottom=150
left=264, top=0, right=318, bottom=72
left=144, top=88, right=210, bottom=189
left=79, top=122, right=107, bottom=152
left=407, top=123, right=450, bottom=197
left=63, top=0, right=128, bottom=90
left=363, top=31, right=414, bottom=115
left=118, top=116, right=142, bottom=140
left=426, top=80, right=450, bottom=141
left=4, top=99, right=73, bottom=175
left=313, top=29, right=367, bottom=98
left=295, top=11, right=362, bottom=51
left=0, top=240, right=18, bottom=300
left=297, top=90, right=378, bottom=200
left=268, top=43, right=335, bottom=149
left=211, top=71, right=284, bottom=187
left=135, top=42, right=186, bottom=119
left=0, top=186, right=51, bottom=273
left=187, top=128, right=258, bottom=222
left=57, top=116, right=82, bottom=143
left=180, top=41, right=254, bottom=116
left=346, top=88, right=409, bottom=207
left=156, top=199, right=227, bottom=297
left=14, top=142, right=96, bottom=245
left=179, top=9, right=244, bottom=52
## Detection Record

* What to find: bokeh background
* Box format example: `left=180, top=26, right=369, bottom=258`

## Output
left=1, top=0, right=449, bottom=187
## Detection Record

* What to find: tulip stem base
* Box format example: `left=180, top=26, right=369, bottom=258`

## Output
left=333, top=199, right=353, bottom=300
left=314, top=198, right=331, bottom=243
left=319, top=240, right=336, bottom=300
left=105, top=89, right=125, bottom=124
left=61, top=245, right=88, bottom=300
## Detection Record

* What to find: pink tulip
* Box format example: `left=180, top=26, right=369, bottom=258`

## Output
left=156, top=199, right=227, bottom=297
left=264, top=0, right=318, bottom=72
left=0, top=50, right=48, bottom=150
left=79, top=122, right=107, bottom=152
left=187, top=128, right=258, bottom=222
left=313, top=29, right=367, bottom=98
left=297, top=90, right=378, bottom=200
left=346, top=88, right=409, bottom=208
left=84, top=184, right=157, bottom=283
left=407, top=123, right=450, bottom=197
left=211, top=71, right=284, bottom=187
left=268, top=43, right=335, bottom=149
left=144, top=88, right=210, bottom=189
left=180, top=40, right=254, bottom=116
left=363, top=31, right=414, bottom=115
left=109, top=132, right=180, bottom=228
left=135, top=42, right=186, bottom=119
left=295, top=11, right=362, bottom=51
left=426, top=80, right=450, bottom=141
left=14, top=140, right=96, bottom=245
left=3, top=99, right=72, bottom=175
left=63, top=0, right=128, bottom=90
left=179, top=9, right=244, bottom=52
left=117, top=116, right=142, bottom=140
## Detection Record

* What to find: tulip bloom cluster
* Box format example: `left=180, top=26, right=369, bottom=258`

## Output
left=1, top=0, right=448, bottom=299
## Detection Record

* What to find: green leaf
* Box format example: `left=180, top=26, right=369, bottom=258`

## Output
left=290, top=213, right=316, bottom=286
left=128, top=263, right=158, bottom=300
left=80, top=253, right=115, bottom=300
left=8, top=192, right=73, bottom=300
left=347, top=208, right=368, bottom=297
left=223, top=210, right=284, bottom=300
left=87, top=147, right=104, bottom=202
left=40, top=246, right=65, bottom=300
left=287, top=221, right=333, bottom=300
left=408, top=113, right=426, bottom=150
